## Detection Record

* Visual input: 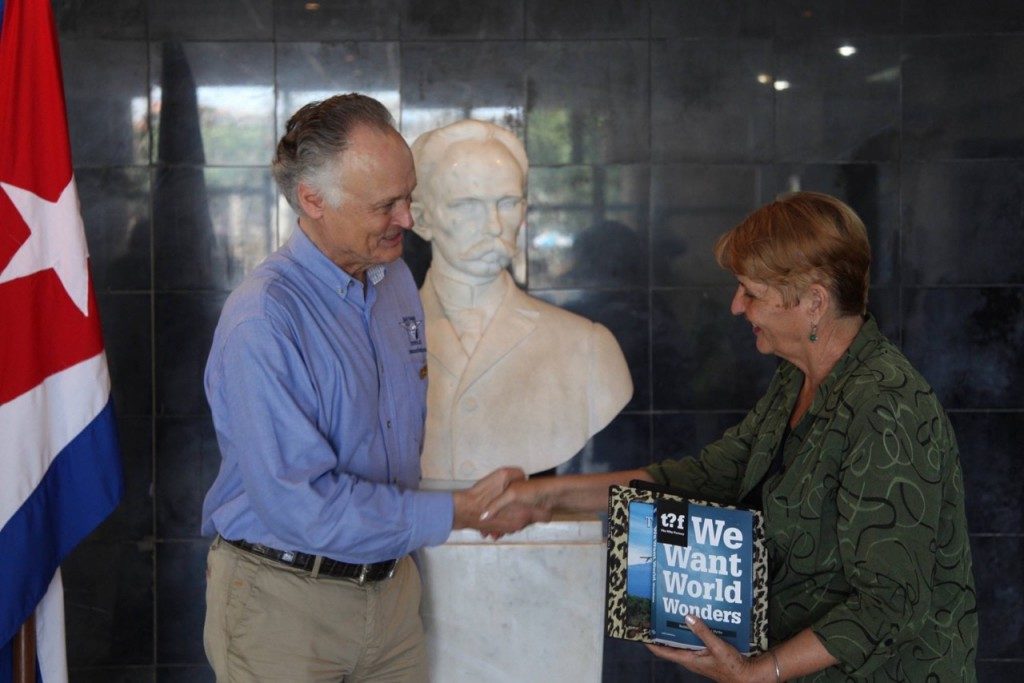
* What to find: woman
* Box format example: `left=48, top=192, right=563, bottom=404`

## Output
left=484, top=192, right=978, bottom=681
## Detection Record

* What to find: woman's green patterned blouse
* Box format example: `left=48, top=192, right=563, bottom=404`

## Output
left=647, top=316, right=978, bottom=681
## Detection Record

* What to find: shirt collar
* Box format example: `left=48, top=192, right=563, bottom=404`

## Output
left=366, top=264, right=386, bottom=286
left=284, top=222, right=387, bottom=297
left=806, top=313, right=882, bottom=413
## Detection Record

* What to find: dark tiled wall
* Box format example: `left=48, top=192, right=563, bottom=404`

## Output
left=53, top=0, right=1024, bottom=681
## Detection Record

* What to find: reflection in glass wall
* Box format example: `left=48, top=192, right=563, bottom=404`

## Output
left=55, top=2, right=1024, bottom=678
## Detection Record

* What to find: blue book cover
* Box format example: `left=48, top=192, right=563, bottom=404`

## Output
left=605, top=483, right=766, bottom=653
left=650, top=499, right=756, bottom=652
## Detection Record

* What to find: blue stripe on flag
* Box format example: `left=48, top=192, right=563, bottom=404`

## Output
left=0, top=398, right=123, bottom=647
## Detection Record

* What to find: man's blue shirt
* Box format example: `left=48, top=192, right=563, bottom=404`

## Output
left=201, top=226, right=453, bottom=563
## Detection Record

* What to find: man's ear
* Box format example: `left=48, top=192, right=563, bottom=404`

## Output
left=411, top=199, right=432, bottom=241
left=297, top=181, right=325, bottom=220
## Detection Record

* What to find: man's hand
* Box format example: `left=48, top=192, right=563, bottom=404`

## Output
left=480, top=477, right=556, bottom=520
left=477, top=501, right=552, bottom=539
left=452, top=467, right=526, bottom=531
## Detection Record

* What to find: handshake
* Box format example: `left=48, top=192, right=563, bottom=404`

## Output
left=451, top=467, right=553, bottom=539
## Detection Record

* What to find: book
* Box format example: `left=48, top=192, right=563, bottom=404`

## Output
left=605, top=481, right=768, bottom=654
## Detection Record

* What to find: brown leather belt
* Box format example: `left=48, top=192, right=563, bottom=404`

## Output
left=224, top=538, right=398, bottom=584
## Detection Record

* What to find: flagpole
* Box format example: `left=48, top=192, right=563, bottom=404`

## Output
left=13, top=615, right=37, bottom=683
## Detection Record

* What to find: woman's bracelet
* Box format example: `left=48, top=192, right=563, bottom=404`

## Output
left=770, top=650, right=782, bottom=683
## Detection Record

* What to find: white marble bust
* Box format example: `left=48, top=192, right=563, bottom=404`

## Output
left=411, top=120, right=633, bottom=485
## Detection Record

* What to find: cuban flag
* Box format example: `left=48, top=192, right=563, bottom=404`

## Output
left=0, top=0, right=124, bottom=681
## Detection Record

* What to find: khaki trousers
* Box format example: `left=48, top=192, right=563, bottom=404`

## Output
left=204, top=537, right=427, bottom=682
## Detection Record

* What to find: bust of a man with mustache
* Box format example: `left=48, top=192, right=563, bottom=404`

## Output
left=411, top=120, right=633, bottom=487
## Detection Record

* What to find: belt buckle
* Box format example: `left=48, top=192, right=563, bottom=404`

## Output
left=354, top=560, right=398, bottom=585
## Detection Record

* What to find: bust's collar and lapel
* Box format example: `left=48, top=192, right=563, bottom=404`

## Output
left=422, top=269, right=540, bottom=394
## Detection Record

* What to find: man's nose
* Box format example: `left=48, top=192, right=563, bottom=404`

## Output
left=394, top=199, right=414, bottom=229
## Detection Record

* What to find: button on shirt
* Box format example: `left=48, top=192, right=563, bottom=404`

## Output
left=201, top=227, right=452, bottom=564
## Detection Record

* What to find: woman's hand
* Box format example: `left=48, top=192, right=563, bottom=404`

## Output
left=482, top=469, right=652, bottom=519
left=646, top=616, right=774, bottom=683
left=452, top=467, right=527, bottom=530
left=480, top=478, right=555, bottom=521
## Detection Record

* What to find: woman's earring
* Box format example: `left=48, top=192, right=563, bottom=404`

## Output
left=809, top=324, right=818, bottom=343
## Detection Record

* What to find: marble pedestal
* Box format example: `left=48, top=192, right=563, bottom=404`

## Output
left=419, top=516, right=606, bottom=683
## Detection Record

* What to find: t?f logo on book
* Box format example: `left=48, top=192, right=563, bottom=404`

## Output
left=657, top=500, right=690, bottom=546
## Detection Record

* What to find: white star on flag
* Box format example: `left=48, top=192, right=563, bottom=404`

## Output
left=0, top=178, right=91, bottom=316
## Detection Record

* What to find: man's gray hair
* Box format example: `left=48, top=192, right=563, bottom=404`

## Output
left=272, top=93, right=396, bottom=213
left=410, top=120, right=528, bottom=202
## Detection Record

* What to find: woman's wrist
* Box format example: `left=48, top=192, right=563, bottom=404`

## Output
left=770, top=649, right=783, bottom=682
left=754, top=650, right=782, bottom=683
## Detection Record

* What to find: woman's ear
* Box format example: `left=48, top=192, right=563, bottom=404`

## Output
left=807, top=283, right=830, bottom=319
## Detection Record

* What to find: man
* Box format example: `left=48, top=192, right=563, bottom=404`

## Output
left=201, top=95, right=529, bottom=682
left=410, top=120, right=633, bottom=486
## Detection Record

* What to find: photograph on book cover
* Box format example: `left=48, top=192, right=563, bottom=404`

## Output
left=625, top=500, right=655, bottom=632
